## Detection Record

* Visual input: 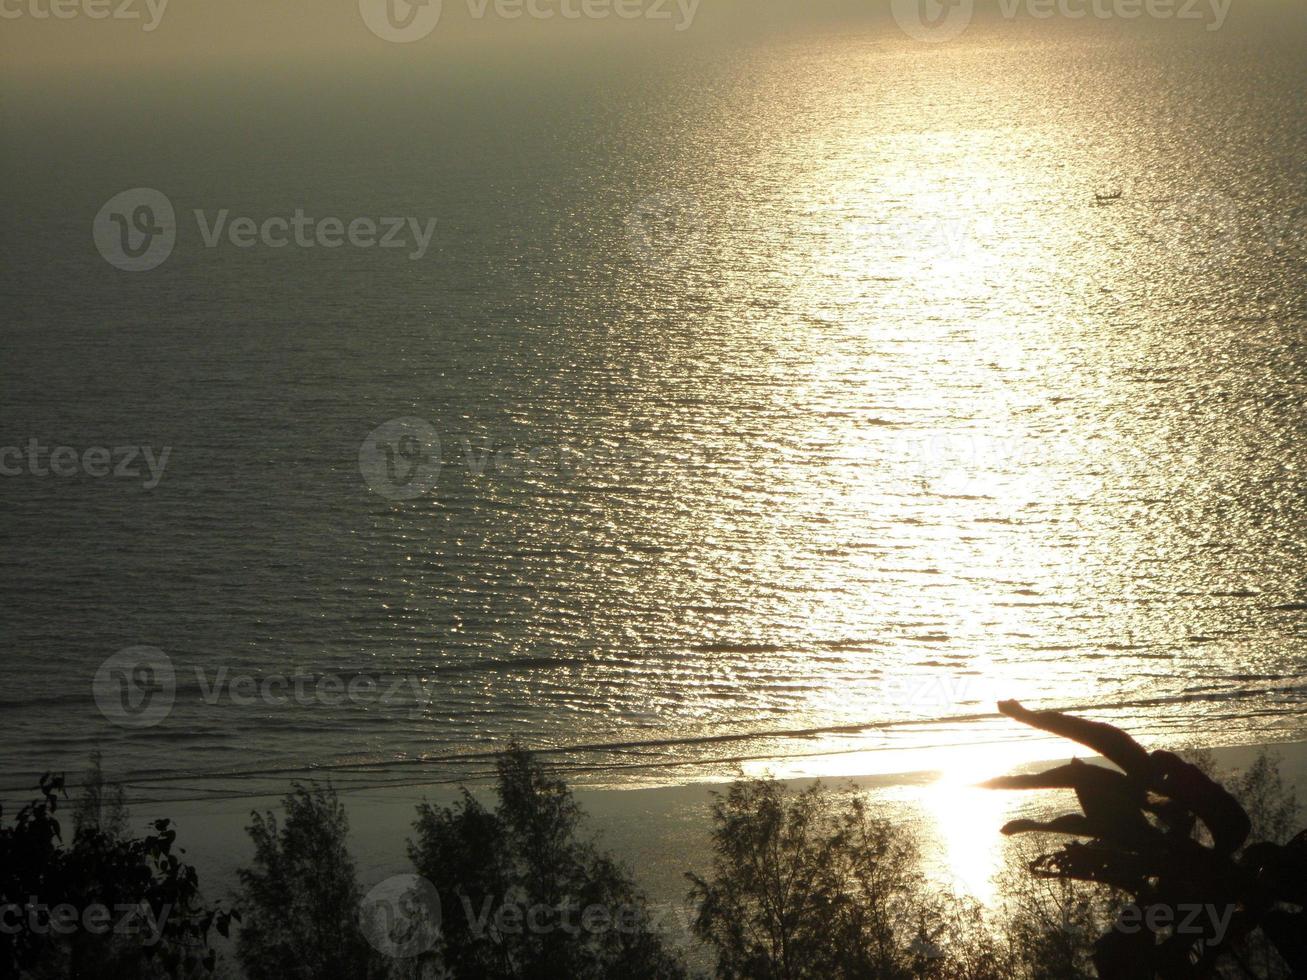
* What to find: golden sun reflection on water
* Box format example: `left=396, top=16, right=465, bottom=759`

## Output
left=919, top=767, right=1016, bottom=906
left=741, top=739, right=1071, bottom=906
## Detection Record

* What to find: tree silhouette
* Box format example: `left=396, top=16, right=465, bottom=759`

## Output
left=0, top=772, right=231, bottom=979
left=987, top=701, right=1307, bottom=979
left=409, top=746, right=688, bottom=980
left=236, top=782, right=386, bottom=980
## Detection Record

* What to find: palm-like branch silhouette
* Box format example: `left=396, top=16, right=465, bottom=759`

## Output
left=986, top=701, right=1306, bottom=979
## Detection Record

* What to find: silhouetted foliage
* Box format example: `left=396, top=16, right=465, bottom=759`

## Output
left=1184, top=748, right=1303, bottom=979
left=686, top=778, right=1008, bottom=980
left=0, top=771, right=229, bottom=980
left=409, top=745, right=688, bottom=980
left=996, top=747, right=1304, bottom=980
left=987, top=701, right=1307, bottom=980
left=235, top=782, right=385, bottom=980
left=72, top=752, right=129, bottom=842
left=999, top=841, right=1122, bottom=980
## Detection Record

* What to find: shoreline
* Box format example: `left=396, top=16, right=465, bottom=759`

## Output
left=132, top=736, right=1307, bottom=919
left=8, top=680, right=1305, bottom=808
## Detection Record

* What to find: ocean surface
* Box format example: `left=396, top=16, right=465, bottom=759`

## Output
left=2, top=14, right=1305, bottom=805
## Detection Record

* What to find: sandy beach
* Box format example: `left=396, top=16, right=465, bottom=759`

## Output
left=124, top=735, right=1307, bottom=953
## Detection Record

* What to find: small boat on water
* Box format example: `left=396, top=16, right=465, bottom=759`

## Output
left=1095, top=190, right=1124, bottom=203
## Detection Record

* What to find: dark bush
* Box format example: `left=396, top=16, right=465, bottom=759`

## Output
left=987, top=701, right=1307, bottom=979
left=236, top=783, right=386, bottom=980
left=0, top=770, right=228, bottom=980
left=686, top=777, right=1011, bottom=980
left=409, top=746, right=689, bottom=980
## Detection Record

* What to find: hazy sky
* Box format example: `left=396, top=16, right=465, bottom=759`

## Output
left=0, top=0, right=860, bottom=72
left=5, top=0, right=1299, bottom=74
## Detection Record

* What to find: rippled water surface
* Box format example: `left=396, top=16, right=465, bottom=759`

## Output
left=2, top=21, right=1305, bottom=800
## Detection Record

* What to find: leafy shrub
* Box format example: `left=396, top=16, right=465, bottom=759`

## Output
left=409, top=746, right=688, bottom=980
left=998, top=841, right=1122, bottom=980
left=0, top=771, right=228, bottom=980
left=72, top=752, right=129, bottom=842
left=686, top=777, right=1006, bottom=980
left=236, top=783, right=385, bottom=980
